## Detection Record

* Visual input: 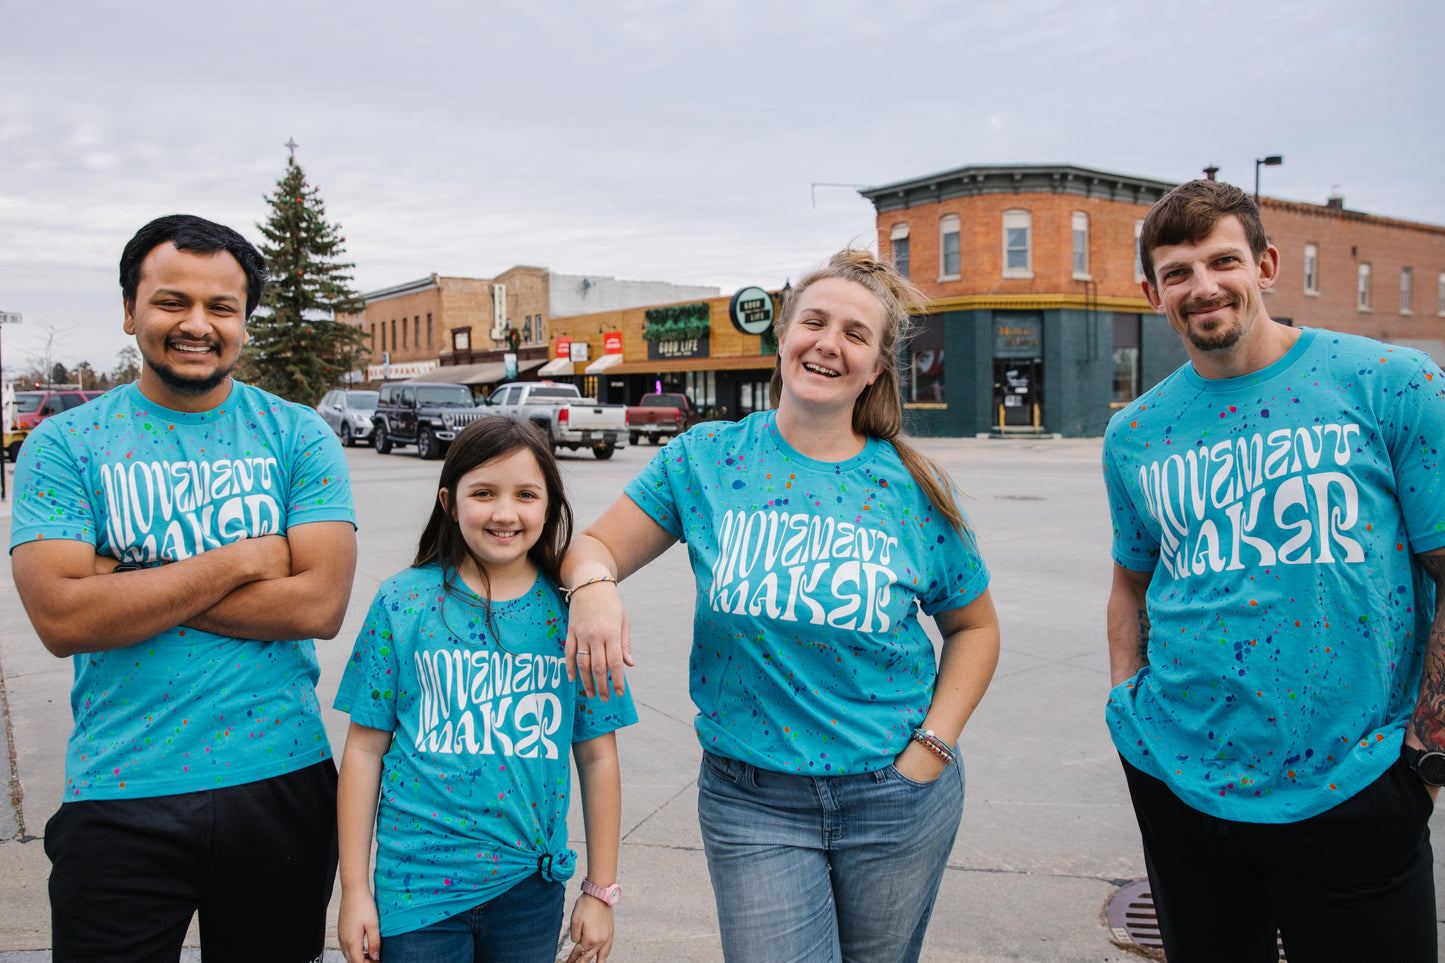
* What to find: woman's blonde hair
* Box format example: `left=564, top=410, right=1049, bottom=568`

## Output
left=769, top=247, right=968, bottom=535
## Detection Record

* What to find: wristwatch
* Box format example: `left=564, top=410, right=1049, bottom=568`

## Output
left=580, top=878, right=621, bottom=906
left=1401, top=745, right=1445, bottom=787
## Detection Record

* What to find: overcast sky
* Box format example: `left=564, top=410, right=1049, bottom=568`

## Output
left=2, top=0, right=1440, bottom=374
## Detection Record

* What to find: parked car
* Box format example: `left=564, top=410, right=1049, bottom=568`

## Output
left=482, top=382, right=628, bottom=460
left=371, top=382, right=488, bottom=459
left=8, top=388, right=105, bottom=459
left=12, top=389, right=106, bottom=431
left=316, top=388, right=378, bottom=447
left=626, top=392, right=701, bottom=445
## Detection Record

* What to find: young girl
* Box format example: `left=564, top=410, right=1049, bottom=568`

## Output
left=336, top=417, right=636, bottom=963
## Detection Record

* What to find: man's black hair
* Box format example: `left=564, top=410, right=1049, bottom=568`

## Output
left=119, top=215, right=269, bottom=317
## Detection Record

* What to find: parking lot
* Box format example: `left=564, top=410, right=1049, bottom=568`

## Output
left=3, top=434, right=1442, bottom=960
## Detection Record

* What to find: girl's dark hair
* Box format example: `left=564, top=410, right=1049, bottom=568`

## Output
left=414, top=417, right=573, bottom=635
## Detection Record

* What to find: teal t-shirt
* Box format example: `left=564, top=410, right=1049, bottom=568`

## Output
left=334, top=564, right=637, bottom=938
left=624, top=411, right=990, bottom=775
left=8, top=381, right=356, bottom=800
left=1103, top=329, right=1445, bottom=822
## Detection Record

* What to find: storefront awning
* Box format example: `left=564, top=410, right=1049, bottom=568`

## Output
left=584, top=353, right=624, bottom=374
left=606, top=355, right=777, bottom=375
left=411, top=359, right=544, bottom=385
left=537, top=356, right=575, bottom=377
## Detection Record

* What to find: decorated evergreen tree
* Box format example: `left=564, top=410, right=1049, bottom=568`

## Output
left=240, top=145, right=367, bottom=406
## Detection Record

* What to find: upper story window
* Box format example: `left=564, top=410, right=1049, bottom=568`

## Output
left=1303, top=244, right=1319, bottom=295
left=1357, top=263, right=1371, bottom=312
left=1400, top=267, right=1413, bottom=314
left=890, top=223, right=910, bottom=279
left=939, top=215, right=960, bottom=280
left=1002, top=210, right=1032, bottom=279
left=1438, top=272, right=1445, bottom=317
left=1134, top=220, right=1145, bottom=283
left=1071, top=212, right=1090, bottom=279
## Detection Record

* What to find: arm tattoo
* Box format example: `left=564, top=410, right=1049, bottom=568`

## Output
left=1410, top=554, right=1445, bottom=751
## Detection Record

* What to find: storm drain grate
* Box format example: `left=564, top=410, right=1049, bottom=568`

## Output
left=1104, top=878, right=1286, bottom=961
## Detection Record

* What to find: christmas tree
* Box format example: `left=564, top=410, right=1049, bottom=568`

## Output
left=240, top=144, right=367, bottom=406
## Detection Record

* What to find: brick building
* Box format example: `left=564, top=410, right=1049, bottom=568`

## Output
left=337, top=268, right=716, bottom=386
left=861, top=163, right=1445, bottom=437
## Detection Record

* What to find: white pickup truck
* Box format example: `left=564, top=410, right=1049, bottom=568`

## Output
left=482, top=382, right=629, bottom=460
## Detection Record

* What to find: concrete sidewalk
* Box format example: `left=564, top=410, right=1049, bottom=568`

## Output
left=1, top=440, right=1440, bottom=961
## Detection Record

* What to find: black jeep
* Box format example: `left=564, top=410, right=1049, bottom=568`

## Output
left=371, top=382, right=487, bottom=460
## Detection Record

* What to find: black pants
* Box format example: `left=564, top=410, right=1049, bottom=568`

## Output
left=45, top=760, right=338, bottom=963
left=1122, top=755, right=1436, bottom=963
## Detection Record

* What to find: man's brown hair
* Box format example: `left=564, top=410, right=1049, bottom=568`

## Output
left=1139, top=180, right=1269, bottom=286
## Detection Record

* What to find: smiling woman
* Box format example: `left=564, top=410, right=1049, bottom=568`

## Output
left=561, top=247, right=1001, bottom=963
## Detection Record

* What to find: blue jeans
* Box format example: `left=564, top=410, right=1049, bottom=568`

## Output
left=381, top=871, right=565, bottom=963
left=697, top=750, right=965, bottom=963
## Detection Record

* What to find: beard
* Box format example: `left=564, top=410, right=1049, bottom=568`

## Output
left=145, top=350, right=236, bottom=396
left=1182, top=298, right=1247, bottom=353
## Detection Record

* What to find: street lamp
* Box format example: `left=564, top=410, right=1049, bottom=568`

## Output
left=1254, top=155, right=1283, bottom=207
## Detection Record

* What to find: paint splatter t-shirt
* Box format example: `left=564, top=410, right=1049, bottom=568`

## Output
left=624, top=411, right=989, bottom=775
left=334, top=564, right=637, bottom=938
left=1103, top=328, right=1445, bottom=822
left=8, top=381, right=356, bottom=801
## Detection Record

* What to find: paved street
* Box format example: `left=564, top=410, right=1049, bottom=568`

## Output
left=2, top=435, right=1442, bottom=961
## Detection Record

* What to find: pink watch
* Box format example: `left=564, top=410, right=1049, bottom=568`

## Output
left=580, top=878, right=621, bottom=906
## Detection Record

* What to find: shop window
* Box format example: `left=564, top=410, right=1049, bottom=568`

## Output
left=685, top=370, right=721, bottom=418
left=891, top=223, right=910, bottom=279
left=939, top=215, right=960, bottom=280
left=1072, top=212, right=1090, bottom=279
left=1400, top=267, right=1413, bottom=315
left=1358, top=263, right=1371, bottom=312
left=1003, top=210, right=1032, bottom=278
left=1303, top=244, right=1319, bottom=295
left=1112, top=314, right=1141, bottom=405
left=1134, top=220, right=1145, bottom=283
left=739, top=377, right=773, bottom=416
left=905, top=314, right=945, bottom=404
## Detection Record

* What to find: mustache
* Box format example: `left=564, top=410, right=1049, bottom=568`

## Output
left=1183, top=296, right=1237, bottom=314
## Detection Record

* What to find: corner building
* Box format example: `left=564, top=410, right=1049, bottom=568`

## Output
left=862, top=164, right=1445, bottom=437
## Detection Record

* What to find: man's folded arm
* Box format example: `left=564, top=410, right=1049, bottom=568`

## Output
left=182, top=520, right=358, bottom=641
left=13, top=534, right=292, bottom=658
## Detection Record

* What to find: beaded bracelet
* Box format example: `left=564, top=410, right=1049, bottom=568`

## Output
left=561, top=574, right=617, bottom=605
left=910, top=727, right=956, bottom=766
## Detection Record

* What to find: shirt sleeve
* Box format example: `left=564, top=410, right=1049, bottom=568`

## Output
left=333, top=588, right=401, bottom=732
left=571, top=682, right=639, bottom=743
left=1387, top=355, right=1445, bottom=554
left=1103, top=423, right=1161, bottom=571
left=622, top=433, right=690, bottom=541
left=917, top=520, right=991, bottom=616
left=283, top=406, right=357, bottom=530
left=8, top=418, right=99, bottom=550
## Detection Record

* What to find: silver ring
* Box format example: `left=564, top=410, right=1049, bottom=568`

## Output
left=577, top=650, right=591, bottom=656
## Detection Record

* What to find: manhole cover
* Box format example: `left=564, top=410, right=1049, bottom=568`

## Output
left=1104, top=879, right=1286, bottom=960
